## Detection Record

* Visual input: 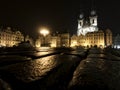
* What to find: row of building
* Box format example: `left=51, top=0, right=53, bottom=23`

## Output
left=35, top=29, right=112, bottom=48
left=0, top=27, right=33, bottom=47
left=0, top=10, right=119, bottom=49
left=0, top=26, right=116, bottom=49
left=35, top=10, right=112, bottom=48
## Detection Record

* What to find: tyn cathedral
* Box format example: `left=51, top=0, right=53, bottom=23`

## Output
left=71, top=10, right=112, bottom=48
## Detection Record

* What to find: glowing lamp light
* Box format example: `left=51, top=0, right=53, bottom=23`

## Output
left=71, top=41, right=77, bottom=47
left=40, top=28, right=49, bottom=36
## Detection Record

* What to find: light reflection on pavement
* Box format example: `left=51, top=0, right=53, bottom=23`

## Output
left=0, top=55, right=60, bottom=82
left=1, top=47, right=120, bottom=90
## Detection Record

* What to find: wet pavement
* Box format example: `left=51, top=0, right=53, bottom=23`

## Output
left=0, top=47, right=120, bottom=90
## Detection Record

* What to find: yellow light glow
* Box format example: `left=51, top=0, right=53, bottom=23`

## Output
left=40, top=28, right=49, bottom=36
left=84, top=43, right=89, bottom=46
left=51, top=43, right=56, bottom=47
left=71, top=41, right=77, bottom=47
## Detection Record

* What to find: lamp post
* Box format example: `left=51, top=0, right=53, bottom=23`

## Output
left=40, top=28, right=49, bottom=46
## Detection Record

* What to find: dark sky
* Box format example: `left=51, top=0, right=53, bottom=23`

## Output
left=0, top=0, right=120, bottom=38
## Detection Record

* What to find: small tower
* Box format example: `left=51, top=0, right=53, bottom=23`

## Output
left=89, top=10, right=97, bottom=26
left=77, top=13, right=84, bottom=36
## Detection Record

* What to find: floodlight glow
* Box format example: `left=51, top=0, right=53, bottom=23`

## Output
left=77, top=26, right=98, bottom=36
left=40, top=28, right=49, bottom=36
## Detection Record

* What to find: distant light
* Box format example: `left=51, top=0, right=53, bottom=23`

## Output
left=114, top=45, right=120, bottom=49
left=40, top=28, right=49, bottom=36
left=70, top=41, right=77, bottom=47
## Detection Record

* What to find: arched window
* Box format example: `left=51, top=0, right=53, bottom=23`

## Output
left=92, top=19, right=94, bottom=24
left=80, top=22, right=82, bottom=26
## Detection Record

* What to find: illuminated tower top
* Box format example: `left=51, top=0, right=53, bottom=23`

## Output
left=77, top=10, right=98, bottom=36
left=89, top=10, right=97, bottom=26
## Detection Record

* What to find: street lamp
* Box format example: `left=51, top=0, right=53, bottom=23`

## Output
left=40, top=28, right=49, bottom=46
left=40, top=28, right=49, bottom=37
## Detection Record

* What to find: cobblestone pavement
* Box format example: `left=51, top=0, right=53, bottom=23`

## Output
left=0, top=47, right=120, bottom=90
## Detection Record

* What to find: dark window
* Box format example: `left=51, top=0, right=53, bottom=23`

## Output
left=92, top=19, right=94, bottom=24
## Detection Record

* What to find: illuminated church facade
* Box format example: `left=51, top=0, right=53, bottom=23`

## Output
left=71, top=10, right=112, bottom=48
left=77, top=10, right=98, bottom=36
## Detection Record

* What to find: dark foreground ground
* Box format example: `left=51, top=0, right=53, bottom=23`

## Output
left=0, top=47, right=120, bottom=90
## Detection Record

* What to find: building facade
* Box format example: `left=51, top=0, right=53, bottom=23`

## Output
left=35, top=30, right=112, bottom=48
left=71, top=10, right=112, bottom=48
left=113, top=34, right=120, bottom=49
left=35, top=33, right=70, bottom=48
left=71, top=29, right=112, bottom=48
left=0, top=27, right=24, bottom=47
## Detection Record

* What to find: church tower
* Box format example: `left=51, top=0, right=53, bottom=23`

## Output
left=77, top=14, right=84, bottom=36
left=89, top=10, right=97, bottom=26
left=77, top=10, right=98, bottom=36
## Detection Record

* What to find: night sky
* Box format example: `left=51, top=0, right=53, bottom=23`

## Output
left=0, top=0, right=120, bottom=38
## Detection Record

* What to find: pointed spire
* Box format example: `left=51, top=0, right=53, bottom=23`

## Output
left=90, top=0, right=97, bottom=16
left=79, top=13, right=84, bottom=19
left=90, top=10, right=96, bottom=16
